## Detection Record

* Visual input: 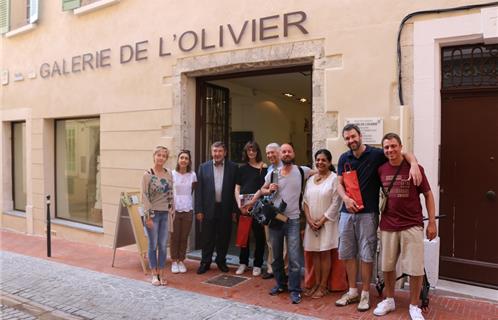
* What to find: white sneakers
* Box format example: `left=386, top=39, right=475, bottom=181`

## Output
left=235, top=264, right=247, bottom=275
left=409, top=305, right=425, bottom=320
left=178, top=261, right=187, bottom=273
left=373, top=299, right=423, bottom=320
left=236, top=265, right=262, bottom=276
left=171, top=261, right=179, bottom=274
left=171, top=261, right=187, bottom=273
left=373, top=298, right=396, bottom=316
left=357, top=291, right=370, bottom=311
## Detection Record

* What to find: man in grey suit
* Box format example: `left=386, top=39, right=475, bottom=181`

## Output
left=195, top=141, right=239, bottom=274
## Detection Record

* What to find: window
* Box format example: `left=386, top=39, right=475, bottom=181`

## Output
left=0, top=0, right=38, bottom=35
left=12, top=122, right=27, bottom=212
left=55, top=118, right=102, bottom=226
left=63, top=0, right=119, bottom=15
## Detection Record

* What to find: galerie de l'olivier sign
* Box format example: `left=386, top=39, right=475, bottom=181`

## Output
left=1, top=11, right=309, bottom=85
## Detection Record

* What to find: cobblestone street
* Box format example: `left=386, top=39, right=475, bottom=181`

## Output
left=0, top=251, right=314, bottom=320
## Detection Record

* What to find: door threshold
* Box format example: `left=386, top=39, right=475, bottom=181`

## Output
left=435, top=279, right=498, bottom=302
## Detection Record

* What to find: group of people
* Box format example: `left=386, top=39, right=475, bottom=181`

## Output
left=140, top=123, right=437, bottom=320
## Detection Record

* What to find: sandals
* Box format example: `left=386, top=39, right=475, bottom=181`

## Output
left=303, top=285, right=319, bottom=297
left=151, top=275, right=160, bottom=286
left=160, top=277, right=168, bottom=286
left=312, top=286, right=329, bottom=299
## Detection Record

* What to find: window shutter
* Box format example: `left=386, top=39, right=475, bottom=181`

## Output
left=62, top=0, right=80, bottom=11
left=29, top=0, right=39, bottom=24
left=0, top=0, right=9, bottom=34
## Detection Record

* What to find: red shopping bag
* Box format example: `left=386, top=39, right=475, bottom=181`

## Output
left=236, top=215, right=253, bottom=248
left=343, top=163, right=364, bottom=210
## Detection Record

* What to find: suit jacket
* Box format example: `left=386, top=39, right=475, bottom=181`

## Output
left=195, top=159, right=238, bottom=220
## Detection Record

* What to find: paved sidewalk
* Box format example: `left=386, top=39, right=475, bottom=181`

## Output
left=1, top=230, right=497, bottom=320
left=1, top=251, right=314, bottom=320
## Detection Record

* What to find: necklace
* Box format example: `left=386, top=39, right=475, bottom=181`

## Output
left=315, top=172, right=330, bottom=183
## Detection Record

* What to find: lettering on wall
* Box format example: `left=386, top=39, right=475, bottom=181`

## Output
left=4, top=11, right=309, bottom=82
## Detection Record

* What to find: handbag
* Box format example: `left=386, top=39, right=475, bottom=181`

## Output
left=379, top=160, right=404, bottom=213
left=236, top=215, right=253, bottom=247
left=343, top=163, right=364, bottom=210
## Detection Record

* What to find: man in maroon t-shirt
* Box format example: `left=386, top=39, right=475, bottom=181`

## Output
left=373, top=133, right=437, bottom=320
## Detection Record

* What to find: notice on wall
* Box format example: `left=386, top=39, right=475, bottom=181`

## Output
left=345, top=117, right=383, bottom=145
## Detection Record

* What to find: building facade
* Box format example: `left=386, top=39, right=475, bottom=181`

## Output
left=1, top=0, right=497, bottom=289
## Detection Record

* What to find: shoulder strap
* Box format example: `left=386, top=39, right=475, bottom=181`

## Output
left=149, top=168, right=155, bottom=175
left=297, top=166, right=305, bottom=211
left=382, top=160, right=404, bottom=196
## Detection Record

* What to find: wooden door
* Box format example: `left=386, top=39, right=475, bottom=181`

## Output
left=439, top=90, right=498, bottom=288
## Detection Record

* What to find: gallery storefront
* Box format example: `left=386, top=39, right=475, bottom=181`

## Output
left=1, top=0, right=497, bottom=288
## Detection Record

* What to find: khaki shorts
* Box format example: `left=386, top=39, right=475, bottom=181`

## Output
left=380, top=226, right=424, bottom=276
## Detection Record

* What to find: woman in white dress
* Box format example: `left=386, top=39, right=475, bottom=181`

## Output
left=303, top=149, right=342, bottom=298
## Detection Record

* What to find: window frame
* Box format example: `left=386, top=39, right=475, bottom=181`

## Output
left=11, top=121, right=26, bottom=212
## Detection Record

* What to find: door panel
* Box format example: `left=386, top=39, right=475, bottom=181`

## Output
left=440, top=90, right=498, bottom=288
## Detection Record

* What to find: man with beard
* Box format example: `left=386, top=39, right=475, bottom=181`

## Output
left=335, top=124, right=422, bottom=312
left=252, top=143, right=311, bottom=304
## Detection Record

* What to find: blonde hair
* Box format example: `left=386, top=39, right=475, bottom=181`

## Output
left=153, top=145, right=169, bottom=158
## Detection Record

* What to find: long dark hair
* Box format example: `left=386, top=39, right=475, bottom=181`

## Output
left=314, top=149, right=336, bottom=172
left=242, top=141, right=262, bottom=163
left=175, top=149, right=192, bottom=172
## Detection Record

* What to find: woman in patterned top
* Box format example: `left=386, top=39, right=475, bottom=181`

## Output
left=141, top=146, right=174, bottom=286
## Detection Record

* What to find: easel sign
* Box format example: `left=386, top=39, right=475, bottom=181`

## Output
left=111, top=191, right=149, bottom=274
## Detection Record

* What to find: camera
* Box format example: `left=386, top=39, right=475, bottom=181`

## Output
left=250, top=195, right=287, bottom=226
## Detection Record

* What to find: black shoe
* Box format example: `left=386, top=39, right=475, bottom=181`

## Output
left=261, top=272, right=274, bottom=280
left=290, top=292, right=302, bottom=304
left=197, top=263, right=210, bottom=274
left=269, top=285, right=288, bottom=296
left=217, top=263, right=229, bottom=273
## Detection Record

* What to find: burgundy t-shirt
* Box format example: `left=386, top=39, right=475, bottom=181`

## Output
left=378, top=161, right=431, bottom=231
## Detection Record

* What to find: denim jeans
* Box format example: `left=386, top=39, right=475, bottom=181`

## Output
left=145, top=211, right=169, bottom=269
left=269, top=218, right=301, bottom=293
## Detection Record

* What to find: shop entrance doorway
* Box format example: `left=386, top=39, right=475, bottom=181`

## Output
left=193, top=66, right=312, bottom=258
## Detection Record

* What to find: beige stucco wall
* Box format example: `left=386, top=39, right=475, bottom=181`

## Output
left=0, top=0, right=489, bottom=246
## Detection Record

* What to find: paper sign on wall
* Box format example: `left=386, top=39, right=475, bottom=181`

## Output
left=345, top=117, right=383, bottom=145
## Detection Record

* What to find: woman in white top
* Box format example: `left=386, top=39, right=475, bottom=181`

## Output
left=170, top=150, right=197, bottom=274
left=302, top=149, right=342, bottom=298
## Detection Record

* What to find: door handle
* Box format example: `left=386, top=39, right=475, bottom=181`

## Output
left=486, top=190, right=496, bottom=201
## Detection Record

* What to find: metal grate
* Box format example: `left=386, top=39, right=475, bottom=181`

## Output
left=204, top=274, right=249, bottom=288
left=442, top=43, right=498, bottom=89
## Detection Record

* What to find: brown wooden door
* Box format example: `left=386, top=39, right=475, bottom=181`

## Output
left=440, top=90, right=498, bottom=289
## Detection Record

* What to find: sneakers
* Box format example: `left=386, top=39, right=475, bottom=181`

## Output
left=373, top=298, right=396, bottom=316
left=290, top=291, right=302, bottom=304
left=269, top=285, right=288, bottom=296
left=235, top=264, right=247, bottom=275
left=335, top=292, right=360, bottom=306
left=151, top=275, right=160, bottom=286
left=252, top=267, right=262, bottom=277
left=409, top=305, right=425, bottom=320
left=171, top=262, right=179, bottom=274
left=178, top=261, right=187, bottom=273
left=358, top=292, right=370, bottom=311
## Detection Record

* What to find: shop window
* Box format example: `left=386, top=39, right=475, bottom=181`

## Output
left=12, top=122, right=27, bottom=212
left=55, top=118, right=102, bottom=227
left=0, top=0, right=38, bottom=35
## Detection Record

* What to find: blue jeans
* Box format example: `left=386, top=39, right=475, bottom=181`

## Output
left=146, top=211, right=169, bottom=269
left=269, top=218, right=301, bottom=293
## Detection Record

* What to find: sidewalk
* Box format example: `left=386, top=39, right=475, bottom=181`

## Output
left=1, top=230, right=497, bottom=320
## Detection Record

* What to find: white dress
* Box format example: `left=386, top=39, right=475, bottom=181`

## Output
left=303, top=172, right=342, bottom=252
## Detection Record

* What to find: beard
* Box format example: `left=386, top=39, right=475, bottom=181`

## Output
left=282, top=158, right=294, bottom=165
